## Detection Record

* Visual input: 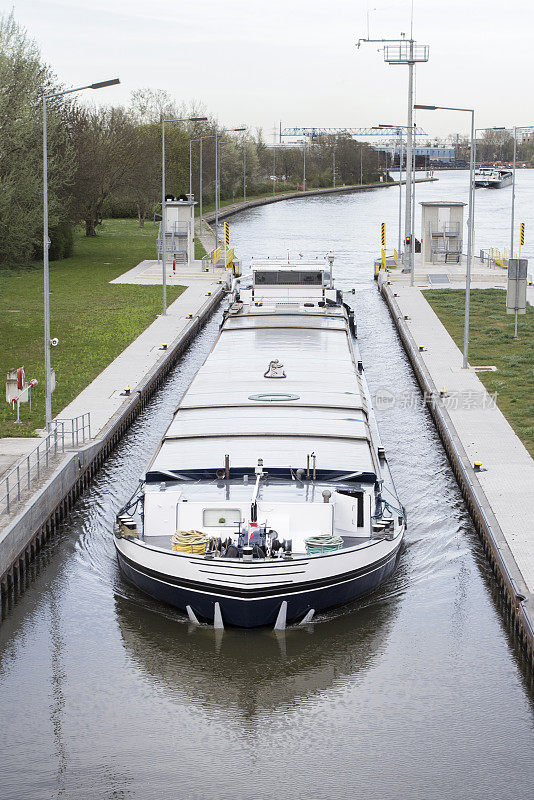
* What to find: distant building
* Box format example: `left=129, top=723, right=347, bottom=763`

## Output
left=377, top=145, right=455, bottom=163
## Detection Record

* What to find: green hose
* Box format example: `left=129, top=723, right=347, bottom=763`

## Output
left=305, top=535, right=344, bottom=554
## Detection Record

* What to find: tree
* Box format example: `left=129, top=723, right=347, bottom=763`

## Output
left=0, top=11, right=72, bottom=266
left=68, top=106, right=138, bottom=236
left=477, top=129, right=514, bottom=163
left=130, top=87, right=177, bottom=124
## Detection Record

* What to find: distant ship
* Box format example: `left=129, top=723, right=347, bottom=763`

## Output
left=474, top=167, right=513, bottom=188
left=114, top=256, right=406, bottom=628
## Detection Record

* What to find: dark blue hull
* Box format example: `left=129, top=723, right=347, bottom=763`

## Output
left=116, top=546, right=401, bottom=627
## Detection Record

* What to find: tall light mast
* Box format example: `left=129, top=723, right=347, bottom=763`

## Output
left=357, top=34, right=429, bottom=284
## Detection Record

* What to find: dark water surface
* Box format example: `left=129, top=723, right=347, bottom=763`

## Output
left=1, top=172, right=533, bottom=800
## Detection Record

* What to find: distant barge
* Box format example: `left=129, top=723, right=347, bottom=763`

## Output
left=475, top=167, right=513, bottom=188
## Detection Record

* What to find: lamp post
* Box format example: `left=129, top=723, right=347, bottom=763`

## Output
left=377, top=124, right=410, bottom=265
left=199, top=137, right=203, bottom=235
left=508, top=126, right=533, bottom=258
left=189, top=138, right=194, bottom=198
left=43, top=78, right=120, bottom=427
left=303, top=140, right=306, bottom=191
left=214, top=127, right=245, bottom=246
left=243, top=141, right=247, bottom=203
left=161, top=116, right=207, bottom=315
left=333, top=146, right=336, bottom=188
left=196, top=134, right=218, bottom=237
left=511, top=127, right=517, bottom=259
left=415, top=104, right=475, bottom=369
left=189, top=137, right=204, bottom=236
left=358, top=36, right=429, bottom=281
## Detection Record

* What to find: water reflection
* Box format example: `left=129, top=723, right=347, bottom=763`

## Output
left=115, top=595, right=396, bottom=716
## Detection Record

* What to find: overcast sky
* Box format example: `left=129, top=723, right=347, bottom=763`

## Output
left=8, top=0, right=534, bottom=140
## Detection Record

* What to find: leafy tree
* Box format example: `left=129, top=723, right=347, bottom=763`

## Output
left=68, top=105, right=138, bottom=236
left=0, top=11, right=72, bottom=266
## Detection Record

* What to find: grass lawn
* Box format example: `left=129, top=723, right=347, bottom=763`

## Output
left=1, top=218, right=184, bottom=438
left=194, top=236, right=207, bottom=260
left=424, top=288, right=534, bottom=457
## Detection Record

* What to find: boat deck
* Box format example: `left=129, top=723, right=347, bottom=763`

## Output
left=135, top=534, right=371, bottom=556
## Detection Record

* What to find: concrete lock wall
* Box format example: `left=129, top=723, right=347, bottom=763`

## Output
left=380, top=279, right=534, bottom=666
left=0, top=287, right=224, bottom=601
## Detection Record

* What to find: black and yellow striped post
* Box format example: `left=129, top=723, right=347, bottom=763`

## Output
left=381, top=222, right=386, bottom=269
left=224, top=221, right=230, bottom=268
left=519, top=222, right=525, bottom=258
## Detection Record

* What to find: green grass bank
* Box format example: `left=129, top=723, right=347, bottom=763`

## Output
left=1, top=219, right=184, bottom=438
left=424, top=288, right=534, bottom=457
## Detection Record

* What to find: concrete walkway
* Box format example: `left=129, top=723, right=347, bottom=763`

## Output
left=383, top=250, right=534, bottom=305
left=1, top=217, right=226, bottom=514
left=0, top=438, right=41, bottom=481
left=389, top=285, right=534, bottom=594
left=59, top=276, right=225, bottom=436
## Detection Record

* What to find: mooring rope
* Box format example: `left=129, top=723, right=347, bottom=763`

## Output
left=305, top=534, right=344, bottom=554
left=171, top=530, right=209, bottom=555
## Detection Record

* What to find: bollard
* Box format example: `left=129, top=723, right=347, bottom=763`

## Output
left=123, top=386, right=130, bottom=396
left=474, top=461, right=482, bottom=472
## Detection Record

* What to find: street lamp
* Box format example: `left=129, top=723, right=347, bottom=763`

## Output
left=376, top=124, right=409, bottom=265
left=161, top=116, right=207, bottom=315
left=43, top=77, right=120, bottom=427
left=214, top=127, right=245, bottom=245
left=333, top=145, right=336, bottom=188
left=243, top=139, right=247, bottom=203
left=507, top=125, right=534, bottom=259
left=415, top=104, right=475, bottom=369
left=358, top=35, right=429, bottom=279
left=190, top=137, right=202, bottom=234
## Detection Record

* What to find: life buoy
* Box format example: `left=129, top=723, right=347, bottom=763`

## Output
left=17, top=367, right=25, bottom=390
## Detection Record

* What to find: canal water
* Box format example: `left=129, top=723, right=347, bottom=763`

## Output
left=1, top=172, right=533, bottom=800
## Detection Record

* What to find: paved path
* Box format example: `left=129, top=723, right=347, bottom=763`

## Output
left=59, top=277, right=225, bottom=436
left=391, top=285, right=534, bottom=593
left=1, top=218, right=224, bottom=501
left=0, top=439, right=41, bottom=481
left=384, top=251, right=534, bottom=302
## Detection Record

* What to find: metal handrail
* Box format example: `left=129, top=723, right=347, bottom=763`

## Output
left=0, top=412, right=91, bottom=516
left=52, top=412, right=92, bottom=448
left=429, top=223, right=460, bottom=236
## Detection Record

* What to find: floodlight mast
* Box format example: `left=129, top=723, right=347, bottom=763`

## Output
left=357, top=35, right=429, bottom=284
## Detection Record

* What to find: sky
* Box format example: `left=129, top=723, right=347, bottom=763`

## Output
left=6, top=0, right=534, bottom=140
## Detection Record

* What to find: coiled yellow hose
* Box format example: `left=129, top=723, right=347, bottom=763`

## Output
left=171, top=530, right=209, bottom=555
